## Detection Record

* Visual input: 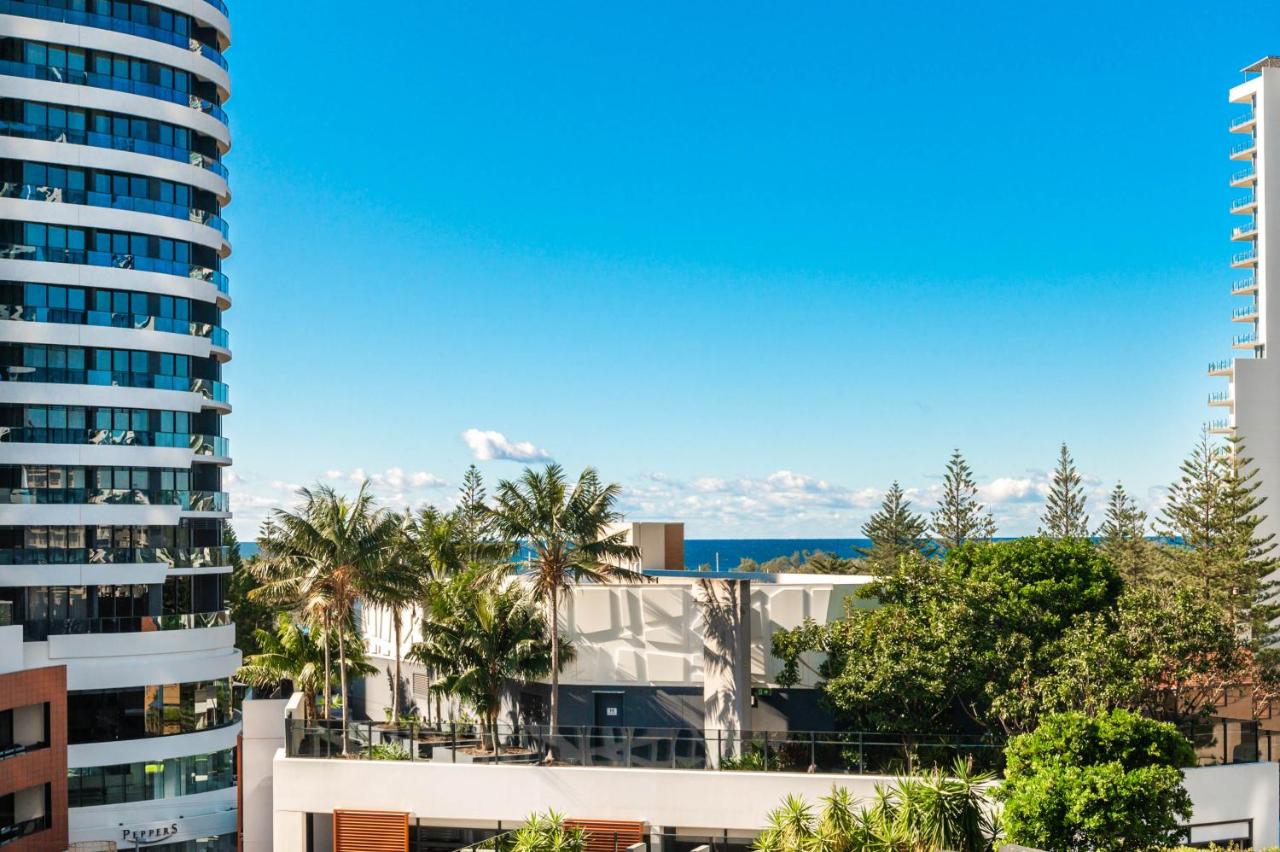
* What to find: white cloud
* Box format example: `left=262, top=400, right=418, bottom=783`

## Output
left=461, top=429, right=552, bottom=463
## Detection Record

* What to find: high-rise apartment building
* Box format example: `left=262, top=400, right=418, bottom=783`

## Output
left=1216, top=57, right=1280, bottom=546
left=0, top=1, right=238, bottom=848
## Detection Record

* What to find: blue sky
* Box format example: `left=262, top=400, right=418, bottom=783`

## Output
left=221, top=1, right=1280, bottom=539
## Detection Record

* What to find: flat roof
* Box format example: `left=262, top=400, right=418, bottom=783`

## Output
left=1243, top=56, right=1280, bottom=74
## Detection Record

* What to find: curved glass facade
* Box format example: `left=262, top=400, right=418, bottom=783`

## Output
left=69, top=678, right=234, bottom=743
left=66, top=747, right=235, bottom=807
left=0, top=0, right=234, bottom=832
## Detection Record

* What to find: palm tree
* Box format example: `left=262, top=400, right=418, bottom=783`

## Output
left=365, top=512, right=429, bottom=728
left=236, top=613, right=375, bottom=721
left=487, top=464, right=642, bottom=733
left=252, top=483, right=398, bottom=750
left=409, top=575, right=560, bottom=754
left=753, top=761, right=999, bottom=852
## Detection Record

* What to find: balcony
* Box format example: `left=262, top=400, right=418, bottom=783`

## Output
left=1233, top=249, right=1258, bottom=268
left=1233, top=220, right=1260, bottom=241
left=1234, top=331, right=1260, bottom=350
left=285, top=719, right=1005, bottom=776
left=1231, top=138, right=1258, bottom=160
left=1234, top=276, right=1259, bottom=295
left=1232, top=166, right=1257, bottom=187
left=1208, top=359, right=1234, bottom=377
left=1233, top=193, right=1257, bottom=214
left=1209, top=390, right=1233, bottom=407
left=1210, top=419, right=1236, bottom=435
left=1232, top=110, right=1258, bottom=132
left=1234, top=303, right=1260, bottom=322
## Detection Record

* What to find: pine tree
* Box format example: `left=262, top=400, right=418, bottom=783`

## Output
left=1095, top=482, right=1151, bottom=585
left=1157, top=430, right=1278, bottom=631
left=859, top=482, right=929, bottom=571
left=456, top=464, right=491, bottom=561
left=930, top=450, right=996, bottom=552
left=1039, top=443, right=1090, bottom=539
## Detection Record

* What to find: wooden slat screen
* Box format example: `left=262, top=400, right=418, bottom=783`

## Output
left=333, top=809, right=409, bottom=852
left=564, top=820, right=647, bottom=852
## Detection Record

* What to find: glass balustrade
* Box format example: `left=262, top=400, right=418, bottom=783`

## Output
left=1233, top=249, right=1258, bottom=264
left=0, top=60, right=228, bottom=126
left=1233, top=277, right=1257, bottom=293
left=1208, top=359, right=1232, bottom=373
left=1232, top=167, right=1256, bottom=183
left=0, top=245, right=227, bottom=295
left=0, top=1, right=228, bottom=71
left=1208, top=391, right=1231, bottom=403
left=1232, top=193, right=1256, bottom=211
left=1235, top=332, right=1259, bottom=346
left=1232, top=110, right=1257, bottom=128
left=0, top=426, right=227, bottom=457
left=0, top=367, right=228, bottom=403
left=1234, top=303, right=1259, bottom=319
left=0, top=121, right=228, bottom=179
left=1, top=183, right=229, bottom=239
left=0, top=546, right=230, bottom=567
left=0, top=488, right=228, bottom=511
left=1233, top=221, right=1259, bottom=239
left=0, top=305, right=229, bottom=345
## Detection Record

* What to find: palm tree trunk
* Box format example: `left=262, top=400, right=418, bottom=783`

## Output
left=322, top=611, right=332, bottom=722
left=392, top=609, right=402, bottom=726
left=338, top=624, right=351, bottom=756
left=550, top=584, right=560, bottom=733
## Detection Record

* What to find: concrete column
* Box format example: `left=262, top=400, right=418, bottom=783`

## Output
left=273, top=810, right=308, bottom=852
left=696, top=578, right=751, bottom=766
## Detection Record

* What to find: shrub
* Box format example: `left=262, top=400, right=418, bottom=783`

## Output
left=998, top=710, right=1195, bottom=852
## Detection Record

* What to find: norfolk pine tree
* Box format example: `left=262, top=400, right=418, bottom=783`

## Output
left=1039, top=443, right=1089, bottom=539
left=930, top=450, right=996, bottom=551
left=1095, top=482, right=1153, bottom=585
left=858, top=482, right=929, bottom=571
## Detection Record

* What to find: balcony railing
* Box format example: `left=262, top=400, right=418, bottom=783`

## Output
left=0, top=546, right=231, bottom=567
left=1209, top=418, right=1234, bottom=433
left=1233, top=277, right=1258, bottom=294
left=0, top=121, right=228, bottom=180
left=1, top=183, right=229, bottom=240
left=1232, top=193, right=1256, bottom=212
left=0, top=244, right=228, bottom=295
left=1209, top=391, right=1232, bottom=404
left=0, top=367, right=229, bottom=404
left=0, top=816, right=50, bottom=848
left=1233, top=249, right=1258, bottom=265
left=0, top=60, right=228, bottom=126
left=1231, top=139, right=1258, bottom=156
left=0, top=305, right=228, bottom=346
left=0, top=488, right=228, bottom=512
left=1235, top=332, right=1260, bottom=347
left=1208, top=359, right=1233, bottom=374
left=0, top=1, right=229, bottom=71
left=1232, top=110, right=1257, bottom=129
left=20, top=609, right=230, bottom=641
left=284, top=719, right=1007, bottom=776
left=1232, top=167, right=1257, bottom=184
left=1233, top=221, right=1259, bottom=239
left=1234, top=303, right=1260, bottom=319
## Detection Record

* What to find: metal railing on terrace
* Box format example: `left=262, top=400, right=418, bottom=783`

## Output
left=452, top=830, right=749, bottom=852
left=1208, top=359, right=1233, bottom=374
left=1234, top=276, right=1258, bottom=293
left=0, top=816, right=50, bottom=848
left=1208, top=390, right=1232, bottom=404
left=1234, top=221, right=1259, bottom=239
left=1233, top=249, right=1258, bottom=264
left=1232, top=139, right=1258, bottom=156
left=1232, top=110, right=1257, bottom=129
left=1232, top=166, right=1257, bottom=183
left=283, top=719, right=1007, bottom=776
left=1232, top=193, right=1256, bottom=211
left=1235, top=331, right=1260, bottom=346
left=1234, top=303, right=1260, bottom=319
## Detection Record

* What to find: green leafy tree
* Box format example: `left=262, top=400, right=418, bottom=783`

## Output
left=224, top=526, right=273, bottom=657
left=1095, top=483, right=1152, bottom=585
left=753, top=761, right=999, bottom=852
left=998, top=710, right=1196, bottom=852
left=774, top=538, right=1121, bottom=738
left=1039, top=443, right=1089, bottom=539
left=1029, top=587, right=1243, bottom=724
left=930, top=450, right=995, bottom=551
left=236, top=613, right=375, bottom=721
left=487, top=464, right=642, bottom=732
left=409, top=575, right=561, bottom=754
left=858, top=482, right=929, bottom=572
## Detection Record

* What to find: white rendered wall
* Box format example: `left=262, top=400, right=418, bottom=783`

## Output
left=1184, top=762, right=1279, bottom=847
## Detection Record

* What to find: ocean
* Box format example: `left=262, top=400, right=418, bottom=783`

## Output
left=238, top=538, right=870, bottom=569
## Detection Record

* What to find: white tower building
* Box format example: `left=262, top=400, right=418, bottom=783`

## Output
left=0, top=1, right=238, bottom=848
left=1216, top=57, right=1280, bottom=547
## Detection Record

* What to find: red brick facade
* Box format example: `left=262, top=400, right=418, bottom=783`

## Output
left=0, top=666, right=68, bottom=852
